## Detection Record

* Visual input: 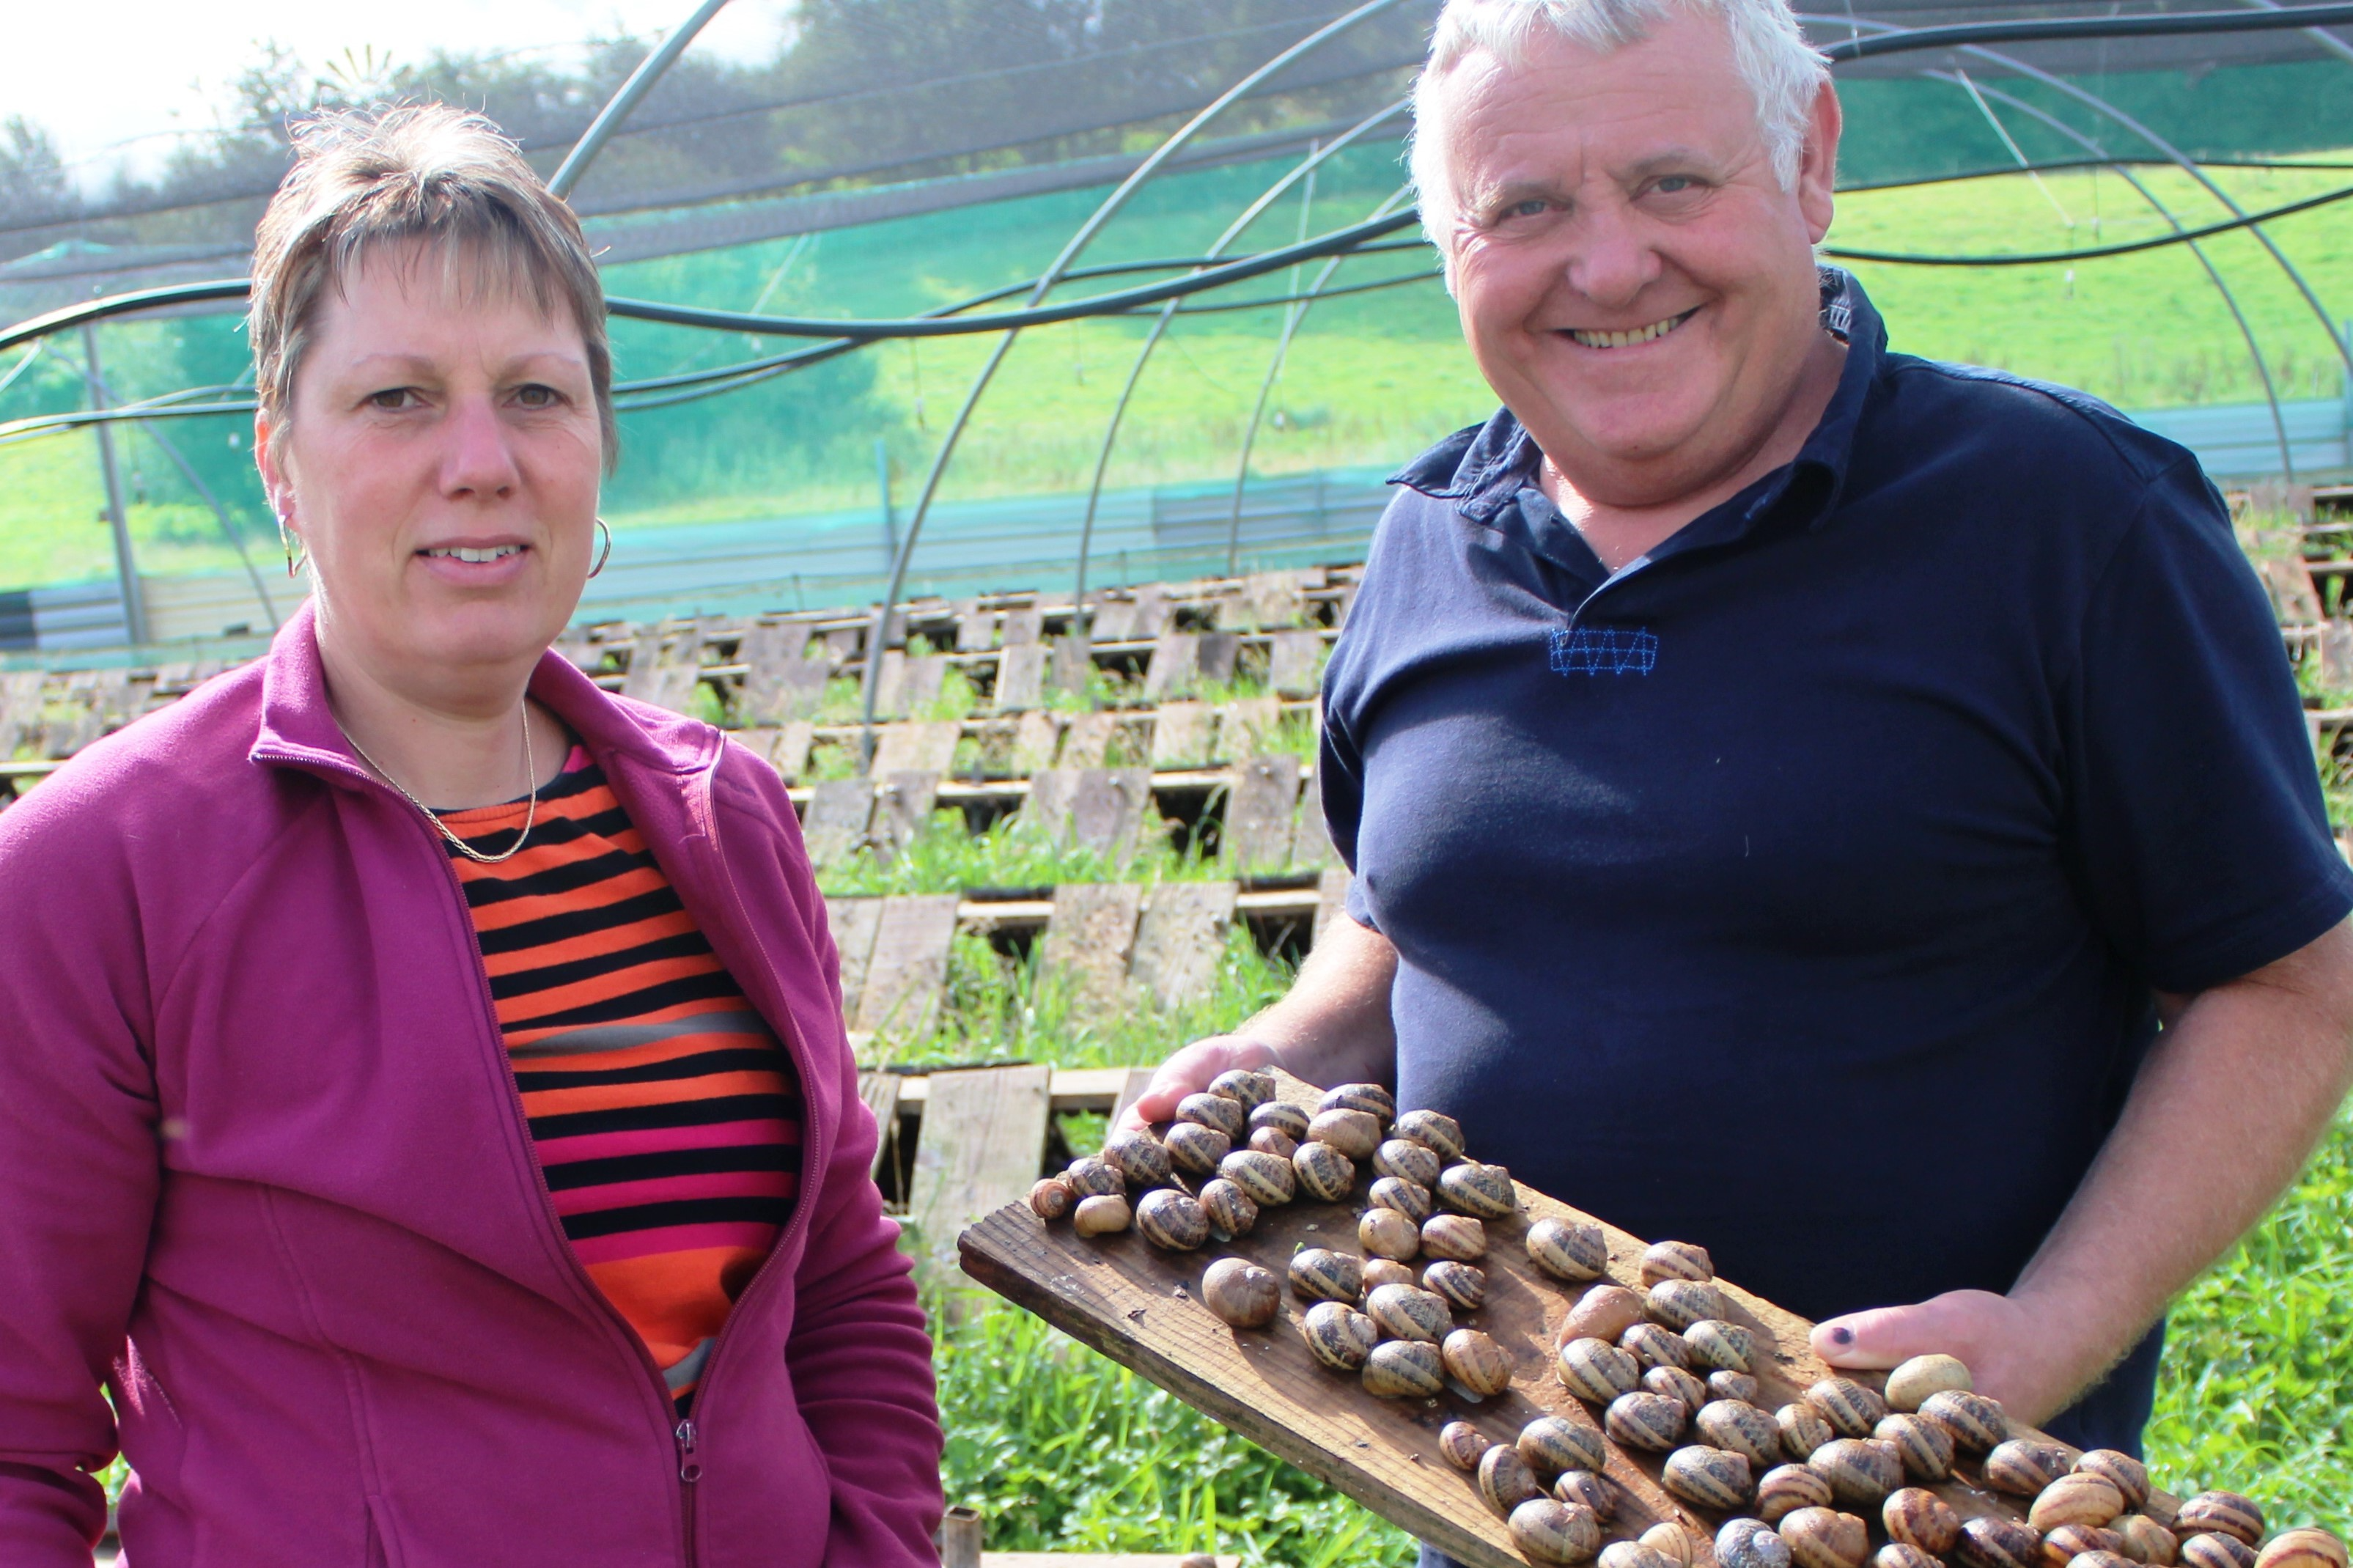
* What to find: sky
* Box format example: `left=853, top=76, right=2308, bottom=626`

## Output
left=3, top=0, right=794, bottom=193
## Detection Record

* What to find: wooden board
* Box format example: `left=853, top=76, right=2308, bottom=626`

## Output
left=1022, top=769, right=1080, bottom=844
left=770, top=720, right=817, bottom=783
left=874, top=771, right=943, bottom=859
left=1197, top=631, right=1241, bottom=687
left=1039, top=883, right=1143, bottom=1006
left=857, top=1070, right=904, bottom=1180
left=1215, top=696, right=1281, bottom=761
left=1050, top=636, right=1096, bottom=697
left=1089, top=597, right=1139, bottom=642
left=1141, top=633, right=1200, bottom=702
left=1225, top=755, right=1302, bottom=872
left=873, top=650, right=911, bottom=718
left=1001, top=608, right=1047, bottom=647
left=872, top=719, right=961, bottom=778
left=955, top=601, right=995, bottom=652
left=998, top=645, right=1050, bottom=712
left=825, top=895, right=885, bottom=1012
left=1313, top=866, right=1352, bottom=943
left=1070, top=768, right=1152, bottom=865
left=853, top=893, right=961, bottom=1040
left=1011, top=711, right=1063, bottom=775
left=904, top=653, right=949, bottom=713
left=911, top=1064, right=1053, bottom=1272
left=1268, top=629, right=1326, bottom=698
left=1151, top=702, right=1215, bottom=770
left=802, top=778, right=876, bottom=867
left=1130, top=586, right=1174, bottom=641
left=1292, top=765, right=1334, bottom=869
left=1130, top=882, right=1237, bottom=1007
left=1061, top=711, right=1120, bottom=770
left=960, top=1068, right=2148, bottom=1568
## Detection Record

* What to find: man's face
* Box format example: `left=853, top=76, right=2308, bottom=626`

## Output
left=1432, top=13, right=1839, bottom=506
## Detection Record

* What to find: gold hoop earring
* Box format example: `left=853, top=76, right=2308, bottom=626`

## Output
left=589, top=517, right=613, bottom=578
left=279, top=518, right=306, bottom=580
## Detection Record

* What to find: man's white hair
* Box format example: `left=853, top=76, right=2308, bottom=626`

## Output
left=1409, top=0, right=1830, bottom=238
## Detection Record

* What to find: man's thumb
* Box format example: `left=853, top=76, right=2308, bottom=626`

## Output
left=1811, top=1304, right=1929, bottom=1370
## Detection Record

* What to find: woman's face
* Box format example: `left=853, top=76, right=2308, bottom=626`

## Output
left=258, top=241, right=603, bottom=703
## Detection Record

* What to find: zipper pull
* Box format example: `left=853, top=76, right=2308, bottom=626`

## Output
left=675, top=1416, right=702, bottom=1483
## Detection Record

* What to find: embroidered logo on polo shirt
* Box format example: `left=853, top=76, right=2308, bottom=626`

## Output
left=1550, top=625, right=1657, bottom=676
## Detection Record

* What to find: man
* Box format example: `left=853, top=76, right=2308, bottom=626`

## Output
left=1127, top=0, right=2353, bottom=1485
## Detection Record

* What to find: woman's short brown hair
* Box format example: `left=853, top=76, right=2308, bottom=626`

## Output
left=248, top=103, right=616, bottom=465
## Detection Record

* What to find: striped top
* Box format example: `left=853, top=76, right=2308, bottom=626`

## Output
left=437, top=746, right=803, bottom=1411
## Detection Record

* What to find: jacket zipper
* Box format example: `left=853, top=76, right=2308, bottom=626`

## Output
left=676, top=1416, right=702, bottom=1563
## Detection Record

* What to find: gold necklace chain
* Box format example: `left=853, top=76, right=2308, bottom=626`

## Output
left=339, top=704, right=539, bottom=866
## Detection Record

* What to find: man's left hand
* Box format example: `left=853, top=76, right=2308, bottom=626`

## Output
left=1811, top=1289, right=2079, bottom=1427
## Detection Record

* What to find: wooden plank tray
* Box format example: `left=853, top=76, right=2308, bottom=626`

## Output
left=958, top=1070, right=2169, bottom=1568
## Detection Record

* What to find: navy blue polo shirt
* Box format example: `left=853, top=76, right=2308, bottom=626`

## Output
left=1322, top=270, right=2352, bottom=1451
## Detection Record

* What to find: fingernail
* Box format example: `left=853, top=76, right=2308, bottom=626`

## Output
left=1830, top=1325, right=1853, bottom=1345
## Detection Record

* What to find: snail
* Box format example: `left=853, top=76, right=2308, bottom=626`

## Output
left=1308, top=1107, right=1382, bottom=1161
left=1511, top=1498, right=1602, bottom=1567
left=2118, top=1517, right=2181, bottom=1565
left=1622, top=1323, right=1693, bottom=1371
left=1365, top=1282, right=1452, bottom=1344
left=2255, top=1532, right=2349, bottom=1568
left=1369, top=1175, right=1435, bottom=1225
left=1163, top=1122, right=1229, bottom=1178
left=1101, top=1128, right=1173, bottom=1190
left=1554, top=1468, right=1621, bottom=1522
left=1372, top=1138, right=1443, bottom=1188
left=1806, top=1378, right=1889, bottom=1439
left=1439, top=1419, right=1492, bottom=1472
left=1207, top=1067, right=1275, bottom=1110
left=2030, top=1475, right=2127, bottom=1532
left=1683, top=1319, right=1756, bottom=1374
left=1248, top=1100, right=1310, bottom=1141
left=1603, top=1545, right=1677, bottom=1568
left=1697, top=1398, right=1783, bottom=1467
left=1809, top=1438, right=1901, bottom=1510
left=1643, top=1364, right=1709, bottom=1413
left=2074, top=1553, right=2143, bottom=1568
left=2176, top=1496, right=2264, bottom=1549
left=1605, top=1391, right=1689, bottom=1451
left=1983, top=1440, right=2073, bottom=1498
left=1557, top=1336, right=1642, bottom=1403
left=1757, top=1463, right=1835, bottom=1524
left=1363, top=1339, right=1446, bottom=1399
left=1643, top=1523, right=1700, bottom=1568
left=1197, top=1179, right=1257, bottom=1240
left=1028, top=1176, right=1075, bottom=1221
left=2181, top=1538, right=2257, bottom=1568
left=1424, top=1260, right=1487, bottom=1311
left=1319, top=1081, right=1396, bottom=1120
left=1443, top=1328, right=1514, bottom=1397
left=2076, top=1451, right=2151, bottom=1512
left=1884, top=1353, right=1972, bottom=1413
left=1883, top=1487, right=1962, bottom=1556
left=1065, top=1157, right=1125, bottom=1199
left=1647, top=1278, right=1728, bottom=1332
left=1299, top=1300, right=1378, bottom=1371
left=1362, top=1258, right=1418, bottom=1293
left=1073, top=1193, right=1131, bottom=1237
left=1873, top=1413, right=1954, bottom=1483
left=1781, top=1508, right=1870, bottom=1568
left=1518, top=1414, right=1608, bottom=1476
left=1437, top=1161, right=1517, bottom=1221
left=1777, top=1402, right=1835, bottom=1462
left=1358, top=1206, right=1421, bottom=1262
left=1200, top=1257, right=1279, bottom=1328
left=1918, top=1388, right=2008, bottom=1453
left=1480, top=1443, right=1547, bottom=1517
left=1563, top=1285, right=1648, bottom=1344
left=1709, top=1370, right=1763, bottom=1405
left=1422, top=1214, right=1487, bottom=1262
left=2044, top=1525, right=2128, bottom=1568
left=1248, top=1126, right=1299, bottom=1159
left=1641, top=1240, right=1715, bottom=1286
left=1291, top=1140, right=1355, bottom=1201
left=1218, top=1149, right=1297, bottom=1207
left=1287, top=1247, right=1361, bottom=1303
left=1135, top=1189, right=1209, bottom=1251
left=1956, top=1516, right=2046, bottom=1568
left=1176, top=1091, right=1246, bottom=1141
left=1662, top=1445, right=1755, bottom=1509
left=1879, top=1547, right=1943, bottom=1568
left=1718, top=1520, right=1794, bottom=1568
left=1528, top=1217, right=1610, bottom=1283
left=1391, top=1108, right=1465, bottom=1162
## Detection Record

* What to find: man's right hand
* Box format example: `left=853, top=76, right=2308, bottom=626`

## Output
left=1116, top=1035, right=1284, bottom=1133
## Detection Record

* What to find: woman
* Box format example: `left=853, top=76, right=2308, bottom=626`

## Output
left=0, top=106, right=942, bottom=1566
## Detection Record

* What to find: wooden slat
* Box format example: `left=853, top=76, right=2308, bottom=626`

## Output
left=1060, top=711, right=1119, bottom=770
left=997, top=645, right=1050, bottom=712
left=910, top=1064, right=1052, bottom=1272
left=874, top=771, right=943, bottom=859
left=1129, top=882, right=1237, bottom=1007
left=1141, top=632, right=1199, bottom=702
left=1070, top=768, right=1152, bottom=865
left=1001, top=608, right=1046, bottom=647
left=801, top=777, right=875, bottom=866
left=1224, top=754, right=1302, bottom=872
left=1267, top=628, right=1325, bottom=697
left=825, top=895, right=885, bottom=1010
left=896, top=1064, right=1136, bottom=1112
left=1215, top=696, right=1281, bottom=760
left=872, top=719, right=961, bottom=777
left=770, top=720, right=816, bottom=783
left=856, top=1070, right=904, bottom=1179
left=1011, top=710, right=1063, bottom=774
left=1039, top=884, right=1143, bottom=1006
left=1197, top=631, right=1240, bottom=686
left=982, top=1556, right=1236, bottom=1567
left=1150, top=702, right=1214, bottom=770
left=853, top=893, right=961, bottom=1041
left=1313, top=866, right=1351, bottom=943
left=1106, top=1066, right=1156, bottom=1129
left=1021, top=768, right=1080, bottom=844
left=1130, top=584, right=1174, bottom=641
left=1291, top=763, right=1334, bottom=869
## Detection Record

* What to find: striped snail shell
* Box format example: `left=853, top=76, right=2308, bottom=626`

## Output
left=1647, top=1278, right=1728, bottom=1331
left=1365, top=1282, right=1452, bottom=1344
left=1564, top=1284, right=1648, bottom=1344
left=1780, top=1508, right=1871, bottom=1568
left=1518, top=1413, right=1608, bottom=1476
left=1065, top=1156, right=1125, bottom=1199
left=1197, top=1179, right=1258, bottom=1240
left=1437, top=1161, right=1518, bottom=1221
left=1621, top=1322, right=1693, bottom=1371
left=1557, top=1336, right=1642, bottom=1403
left=1918, top=1388, right=2008, bottom=1453
left=1358, top=1206, right=1421, bottom=1262
left=1391, top=1108, right=1465, bottom=1162
left=1603, top=1546, right=1678, bottom=1568
left=1308, top=1106, right=1382, bottom=1161
left=1510, top=1498, right=1602, bottom=1567
left=1643, top=1363, right=1709, bottom=1413
left=1605, top=1391, right=1689, bottom=1452
left=2074, top=1553, right=2143, bottom=1568
left=2030, top=1475, right=2127, bottom=1532
left=2119, top=1517, right=2181, bottom=1565
left=1709, top=1369, right=1762, bottom=1404
left=1555, top=1468, right=1621, bottom=1522
left=1421, top=1214, right=1487, bottom=1262
left=1207, top=1067, right=1276, bottom=1110
left=1028, top=1176, right=1075, bottom=1221
left=1883, top=1353, right=1972, bottom=1413
left=1423, top=1259, right=1487, bottom=1311
left=1806, top=1378, right=1889, bottom=1439
left=1363, top=1338, right=1446, bottom=1399
left=1217, top=1148, right=1297, bottom=1207
left=1718, top=1520, right=1794, bottom=1568
left=1643, top=1524, right=1700, bottom=1568
left=2044, top=1525, right=2127, bottom=1567
left=1134, top=1188, right=1209, bottom=1251
left=1757, top=1463, right=1835, bottom=1525
left=1176, top=1091, right=1246, bottom=1141
left=1299, top=1300, right=1378, bottom=1371
left=1163, top=1122, right=1229, bottom=1178
left=1369, top=1174, right=1435, bottom=1224
left=2075, top=1450, right=2151, bottom=1512
left=1440, top=1418, right=1492, bottom=1472
left=2182, top=1538, right=2258, bottom=1568
left=1443, top=1327, right=1514, bottom=1397
left=1248, top=1100, right=1310, bottom=1141
left=1287, top=1247, right=1361, bottom=1303
left=1247, top=1125, right=1298, bottom=1159
left=1883, top=1487, right=1962, bottom=1556
left=1982, top=1439, right=2073, bottom=1498
left=1684, top=1319, right=1756, bottom=1374
left=1696, top=1398, right=1783, bottom=1467
left=1809, top=1438, right=1902, bottom=1510
left=1527, top=1216, right=1610, bottom=1282
left=1372, top=1138, right=1443, bottom=1188
left=1956, top=1516, right=2046, bottom=1568
left=1479, top=1443, right=1547, bottom=1517
left=1200, top=1257, right=1279, bottom=1328
left=1662, top=1445, right=1755, bottom=1510
left=1641, top=1240, right=1715, bottom=1287
left=1319, top=1081, right=1396, bottom=1120
left=1777, top=1402, right=1835, bottom=1462
left=1362, top=1257, right=1418, bottom=1293
left=2176, top=1496, right=2264, bottom=1549
left=1102, top=1129, right=1173, bottom=1189
left=2255, top=1531, right=2349, bottom=1568
left=1072, top=1193, right=1131, bottom=1237
left=1874, top=1413, right=1954, bottom=1483
left=1290, top=1139, right=1355, bottom=1201
left=1877, top=1547, right=1942, bottom=1568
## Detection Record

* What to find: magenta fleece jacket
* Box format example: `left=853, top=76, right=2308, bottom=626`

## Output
left=0, top=607, right=943, bottom=1567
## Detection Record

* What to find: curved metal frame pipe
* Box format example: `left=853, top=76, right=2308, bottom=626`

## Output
left=549, top=0, right=736, bottom=199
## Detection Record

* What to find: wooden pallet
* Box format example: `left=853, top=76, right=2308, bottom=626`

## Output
left=958, top=1070, right=2169, bottom=1568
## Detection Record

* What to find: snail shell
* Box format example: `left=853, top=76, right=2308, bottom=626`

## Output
left=1757, top=1463, right=1835, bottom=1525
left=1511, top=1498, right=1602, bottom=1567
left=2044, top=1525, right=2127, bottom=1568
left=2256, top=1531, right=2349, bottom=1568
left=2031, top=1475, right=2127, bottom=1532
left=1135, top=1188, right=1209, bottom=1251
left=1291, top=1140, right=1355, bottom=1201
left=1777, top=1402, right=1835, bottom=1462
left=1884, top=1353, right=1973, bottom=1413
left=1874, top=1413, right=1954, bottom=1483
left=1721, top=1521, right=1796, bottom=1568
left=1879, top=1547, right=1944, bottom=1568
left=1308, top=1106, right=1382, bottom=1160
left=1288, top=1247, right=1362, bottom=1303
left=2076, top=1451, right=2151, bottom=1512
left=1444, top=1327, right=1514, bottom=1396
left=1642, top=1240, right=1716, bottom=1287
left=1719, top=1520, right=1795, bottom=1568
left=1163, top=1122, right=1230, bottom=1178
left=1518, top=1414, right=1608, bottom=1476
left=1437, top=1161, right=1517, bottom=1220
left=1557, top=1336, right=1643, bottom=1403
left=1066, top=1156, right=1125, bottom=1199
left=1218, top=1149, right=1297, bottom=1207
left=1197, top=1179, right=1258, bottom=1240
left=1366, top=1282, right=1452, bottom=1344
left=2119, top=1518, right=2181, bottom=1566
left=1605, top=1391, right=1689, bottom=1451
left=1956, top=1516, right=2047, bottom=1568
left=1807, top=1378, right=1889, bottom=1439
left=1424, top=1259, right=1487, bottom=1311
left=1604, top=1547, right=1677, bottom=1568
left=1710, top=1370, right=1762, bottom=1405
left=1662, top=1444, right=1755, bottom=1509
left=2182, top=1539, right=2257, bottom=1568
left=1363, top=1338, right=1446, bottom=1399
left=1319, top=1081, right=1396, bottom=1120
left=1528, top=1217, right=1610, bottom=1283
left=1248, top=1125, right=1299, bottom=1159
left=1645, top=1524, right=1701, bottom=1568
left=1358, top=1206, right=1421, bottom=1262
left=1697, top=1398, right=1783, bottom=1467
left=1102, top=1128, right=1173, bottom=1189
left=1372, top=1138, right=1443, bottom=1188
left=2075, top=1553, right=2143, bottom=1568
left=1555, top=1468, right=1621, bottom=1522
left=1622, top=1322, right=1693, bottom=1371
left=1564, top=1284, right=1648, bottom=1343
left=1391, top=1108, right=1465, bottom=1161
left=1368, top=1174, right=1435, bottom=1224
left=1884, top=1487, right=1963, bottom=1556
left=1983, top=1440, right=2074, bottom=1498
left=1248, top=1100, right=1310, bottom=1141
left=1177, top=1091, right=1247, bottom=1141
left=1809, top=1438, right=1902, bottom=1510
left=1440, top=1419, right=1492, bottom=1472
left=2176, top=1497, right=2264, bottom=1549
left=1644, top=1363, right=1709, bottom=1413
left=1200, top=1257, right=1279, bottom=1328
left=1422, top=1213, right=1487, bottom=1262
left=1648, top=1278, right=1728, bottom=1331
left=1684, top=1319, right=1756, bottom=1374
left=1028, top=1176, right=1075, bottom=1221
left=1480, top=1443, right=1547, bottom=1517
left=1300, top=1300, right=1378, bottom=1371
left=1207, top=1067, right=1275, bottom=1110
left=1781, top=1507, right=1871, bottom=1568
left=1919, top=1388, right=2008, bottom=1453
left=1362, top=1257, right=1418, bottom=1293
left=1073, top=1193, right=1132, bottom=1236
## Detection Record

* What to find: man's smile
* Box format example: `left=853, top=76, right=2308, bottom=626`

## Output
left=1563, top=306, right=1701, bottom=350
